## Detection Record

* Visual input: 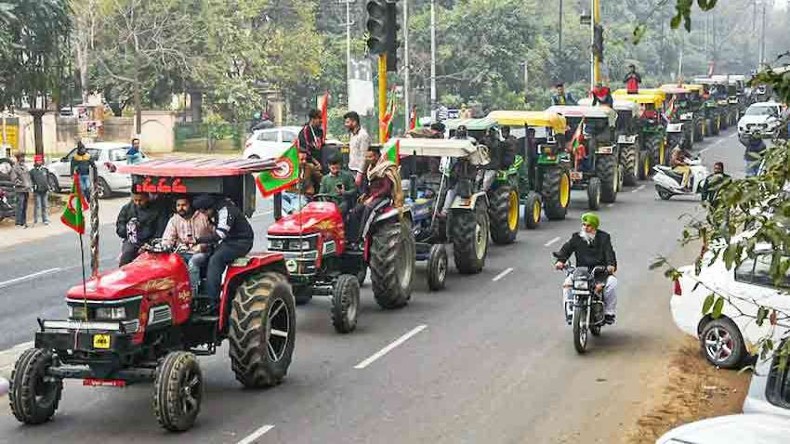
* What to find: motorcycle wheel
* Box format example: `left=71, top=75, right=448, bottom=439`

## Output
left=572, top=304, right=589, bottom=354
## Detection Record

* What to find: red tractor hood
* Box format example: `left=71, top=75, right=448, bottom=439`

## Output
left=66, top=253, right=185, bottom=301
left=267, top=202, right=343, bottom=236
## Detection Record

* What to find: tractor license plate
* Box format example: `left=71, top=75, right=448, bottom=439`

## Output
left=93, top=334, right=111, bottom=349
left=570, top=171, right=583, bottom=180
left=596, top=146, right=613, bottom=154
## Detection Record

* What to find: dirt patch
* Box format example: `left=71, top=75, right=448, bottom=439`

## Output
left=626, top=338, right=751, bottom=443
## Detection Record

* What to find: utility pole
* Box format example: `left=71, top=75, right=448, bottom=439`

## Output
left=759, top=1, right=767, bottom=69
left=558, top=0, right=563, bottom=54
left=523, top=62, right=529, bottom=105
left=430, top=0, right=437, bottom=120
left=403, top=0, right=410, bottom=130
left=345, top=0, right=353, bottom=105
left=591, top=0, right=602, bottom=90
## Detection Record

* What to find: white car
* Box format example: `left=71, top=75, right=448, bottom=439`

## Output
left=671, top=245, right=790, bottom=369
left=737, top=101, right=783, bottom=138
left=48, top=142, right=146, bottom=198
left=242, top=126, right=302, bottom=160
left=655, top=413, right=790, bottom=443
left=743, top=338, right=790, bottom=418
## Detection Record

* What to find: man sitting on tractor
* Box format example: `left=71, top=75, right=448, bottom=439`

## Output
left=116, top=192, right=169, bottom=266
left=161, top=195, right=215, bottom=296
left=192, top=194, right=255, bottom=314
left=551, top=82, right=577, bottom=106
left=319, top=154, right=357, bottom=213
left=478, top=126, right=501, bottom=192
left=348, top=145, right=403, bottom=245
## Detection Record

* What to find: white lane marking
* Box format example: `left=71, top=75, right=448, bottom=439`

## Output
left=606, top=203, right=614, bottom=208
left=544, top=236, right=561, bottom=247
left=237, top=424, right=275, bottom=444
left=0, top=268, right=62, bottom=289
left=492, top=267, right=514, bottom=282
left=354, top=325, right=427, bottom=369
left=631, top=184, right=645, bottom=193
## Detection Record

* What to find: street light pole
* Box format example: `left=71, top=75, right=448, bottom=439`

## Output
left=759, top=2, right=766, bottom=69
left=343, top=0, right=353, bottom=105
left=404, top=0, right=410, bottom=130
left=558, top=0, right=563, bottom=54
left=430, top=0, right=437, bottom=120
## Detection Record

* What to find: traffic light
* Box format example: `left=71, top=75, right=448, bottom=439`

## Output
left=593, top=24, right=604, bottom=61
left=366, top=0, right=399, bottom=71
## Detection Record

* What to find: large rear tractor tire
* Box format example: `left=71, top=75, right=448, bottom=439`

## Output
left=331, top=274, right=359, bottom=333
left=541, top=167, right=571, bottom=221
left=523, top=191, right=542, bottom=230
left=596, top=155, right=619, bottom=204
left=648, top=136, right=667, bottom=168
left=620, top=144, right=638, bottom=187
left=489, top=186, right=518, bottom=244
left=450, top=204, right=489, bottom=274
left=9, top=348, right=63, bottom=425
left=153, top=351, right=202, bottom=432
left=370, top=220, right=415, bottom=309
left=427, top=244, right=448, bottom=291
left=587, top=177, right=601, bottom=210
left=229, top=272, right=296, bottom=388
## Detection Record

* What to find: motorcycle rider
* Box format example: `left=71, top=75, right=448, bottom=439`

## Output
left=701, top=162, right=731, bottom=206
left=669, top=146, right=692, bottom=191
left=553, top=213, right=618, bottom=325
left=192, top=194, right=255, bottom=314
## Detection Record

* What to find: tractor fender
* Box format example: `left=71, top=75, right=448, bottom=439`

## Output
left=218, top=252, right=289, bottom=332
left=450, top=191, right=488, bottom=211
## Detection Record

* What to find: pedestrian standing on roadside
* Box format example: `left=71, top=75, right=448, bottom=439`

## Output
left=29, top=155, right=51, bottom=225
left=127, top=137, right=143, bottom=165
left=344, top=111, right=370, bottom=187
left=71, top=141, right=95, bottom=201
left=9, top=152, right=31, bottom=228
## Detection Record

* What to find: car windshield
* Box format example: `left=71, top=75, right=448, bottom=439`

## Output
left=746, top=106, right=777, bottom=117
left=109, top=147, right=132, bottom=162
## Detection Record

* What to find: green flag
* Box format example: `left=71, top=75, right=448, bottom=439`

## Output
left=255, top=144, right=300, bottom=197
left=382, top=139, right=400, bottom=166
left=61, top=173, right=87, bottom=234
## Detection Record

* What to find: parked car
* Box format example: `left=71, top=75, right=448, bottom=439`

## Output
left=655, top=413, right=790, bottom=443
left=242, top=126, right=301, bottom=160
left=48, top=142, right=146, bottom=198
left=671, top=244, right=790, bottom=369
left=737, top=101, right=783, bottom=138
left=743, top=338, right=790, bottom=418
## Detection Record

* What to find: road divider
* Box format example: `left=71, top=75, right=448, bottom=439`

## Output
left=492, top=267, right=513, bottom=282
left=237, top=424, right=275, bottom=444
left=354, top=325, right=427, bottom=370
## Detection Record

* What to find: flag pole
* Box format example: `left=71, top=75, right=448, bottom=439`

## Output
left=78, top=229, right=89, bottom=321
left=89, top=165, right=100, bottom=277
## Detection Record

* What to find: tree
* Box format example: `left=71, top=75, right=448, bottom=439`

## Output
left=0, top=0, right=71, bottom=156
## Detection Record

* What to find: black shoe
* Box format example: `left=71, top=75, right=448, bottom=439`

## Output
left=604, top=314, right=616, bottom=325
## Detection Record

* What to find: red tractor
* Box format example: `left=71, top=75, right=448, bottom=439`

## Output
left=267, top=191, right=416, bottom=333
left=9, top=159, right=296, bottom=432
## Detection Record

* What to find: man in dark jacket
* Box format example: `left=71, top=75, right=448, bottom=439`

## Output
left=116, top=192, right=169, bottom=266
left=9, top=153, right=31, bottom=228
left=298, top=109, right=324, bottom=165
left=500, top=126, right=517, bottom=169
left=71, top=142, right=95, bottom=201
left=553, top=213, right=619, bottom=324
left=623, top=64, right=642, bottom=94
left=29, top=155, right=52, bottom=225
left=193, top=194, right=254, bottom=312
left=701, top=162, right=731, bottom=206
left=478, top=127, right=501, bottom=192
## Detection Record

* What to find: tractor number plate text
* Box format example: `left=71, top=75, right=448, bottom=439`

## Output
left=93, top=334, right=111, bottom=349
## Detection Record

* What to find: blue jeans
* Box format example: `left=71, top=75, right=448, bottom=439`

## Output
left=79, top=174, right=91, bottom=200
left=15, top=191, right=28, bottom=226
left=33, top=192, right=48, bottom=224
left=180, top=252, right=210, bottom=296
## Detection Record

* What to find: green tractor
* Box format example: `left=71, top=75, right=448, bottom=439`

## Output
left=580, top=98, right=642, bottom=187
left=547, top=105, right=620, bottom=209
left=488, top=110, right=573, bottom=225
left=659, top=85, right=695, bottom=153
left=612, top=90, right=668, bottom=178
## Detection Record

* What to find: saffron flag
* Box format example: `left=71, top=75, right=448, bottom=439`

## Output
left=380, top=91, right=397, bottom=142
left=61, top=173, right=88, bottom=234
left=382, top=138, right=400, bottom=166
left=570, top=118, right=586, bottom=170
left=408, top=106, right=417, bottom=130
left=318, top=91, right=329, bottom=138
left=255, top=144, right=301, bottom=197
left=666, top=95, right=676, bottom=118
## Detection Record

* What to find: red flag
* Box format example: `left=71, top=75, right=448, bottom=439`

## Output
left=318, top=91, right=329, bottom=138
left=408, top=106, right=417, bottom=130
left=380, top=90, right=397, bottom=142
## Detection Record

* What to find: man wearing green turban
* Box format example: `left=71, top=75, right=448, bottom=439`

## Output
left=553, top=212, right=619, bottom=324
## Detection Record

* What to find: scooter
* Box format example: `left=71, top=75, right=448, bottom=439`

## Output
left=652, top=157, right=709, bottom=200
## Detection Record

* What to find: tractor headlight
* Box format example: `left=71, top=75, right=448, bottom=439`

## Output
left=68, top=305, right=88, bottom=320
left=680, top=112, right=693, bottom=120
left=268, top=238, right=285, bottom=250
left=95, top=306, right=127, bottom=321
left=288, top=239, right=312, bottom=250
left=574, top=280, right=589, bottom=290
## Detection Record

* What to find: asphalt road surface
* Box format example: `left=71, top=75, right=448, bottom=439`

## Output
left=0, top=129, right=744, bottom=443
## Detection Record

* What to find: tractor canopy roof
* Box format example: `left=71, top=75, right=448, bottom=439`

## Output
left=692, top=77, right=726, bottom=85
left=486, top=110, right=567, bottom=133
left=659, top=84, right=690, bottom=94
left=680, top=84, right=705, bottom=93
left=394, top=138, right=489, bottom=165
left=545, top=105, right=617, bottom=126
left=611, top=91, right=665, bottom=106
left=118, top=157, right=277, bottom=178
left=577, top=98, right=639, bottom=116
left=442, top=117, right=498, bottom=131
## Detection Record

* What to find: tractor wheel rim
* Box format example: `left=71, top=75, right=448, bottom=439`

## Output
left=560, top=173, right=571, bottom=207
left=267, top=298, right=290, bottom=362
left=475, top=219, right=485, bottom=259
left=437, top=253, right=447, bottom=283
left=507, top=191, right=519, bottom=231
left=180, top=370, right=201, bottom=416
left=397, top=235, right=413, bottom=290
left=532, top=198, right=541, bottom=224
left=346, top=288, right=358, bottom=324
left=704, top=327, right=734, bottom=363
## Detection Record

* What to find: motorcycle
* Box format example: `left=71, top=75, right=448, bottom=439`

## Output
left=554, top=254, right=609, bottom=354
left=652, top=157, right=709, bottom=200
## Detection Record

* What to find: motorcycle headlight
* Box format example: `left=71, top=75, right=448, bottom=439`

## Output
left=68, top=305, right=88, bottom=320
left=95, top=306, right=127, bottom=321
left=574, top=280, right=589, bottom=290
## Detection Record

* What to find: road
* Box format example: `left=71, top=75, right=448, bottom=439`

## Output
left=0, top=130, right=743, bottom=443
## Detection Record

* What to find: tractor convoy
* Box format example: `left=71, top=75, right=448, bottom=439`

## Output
left=7, top=78, right=741, bottom=432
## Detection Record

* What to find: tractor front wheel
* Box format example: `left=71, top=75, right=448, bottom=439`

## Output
left=489, top=186, right=518, bottom=244
left=450, top=204, right=489, bottom=274
left=427, top=244, right=448, bottom=291
left=153, top=351, right=203, bottom=432
left=620, top=144, right=638, bottom=186
left=331, top=274, right=359, bottom=333
left=523, top=191, right=542, bottom=229
left=229, top=272, right=296, bottom=388
left=596, top=155, right=619, bottom=204
left=541, top=167, right=571, bottom=221
left=9, top=348, right=63, bottom=425
left=587, top=177, right=602, bottom=210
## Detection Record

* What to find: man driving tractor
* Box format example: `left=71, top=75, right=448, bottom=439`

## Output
left=553, top=213, right=618, bottom=325
left=116, top=192, right=169, bottom=266
left=160, top=195, right=215, bottom=296
left=319, top=154, right=357, bottom=213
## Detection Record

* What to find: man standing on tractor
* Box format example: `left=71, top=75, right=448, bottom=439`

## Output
left=500, top=126, right=517, bottom=169
left=116, top=192, right=169, bottom=266
left=298, top=109, right=324, bottom=165
left=623, top=64, right=642, bottom=94
left=161, top=196, right=215, bottom=296
left=344, top=111, right=371, bottom=187
left=192, top=194, right=255, bottom=314
left=553, top=213, right=618, bottom=325
left=319, top=154, right=357, bottom=213
left=591, top=83, right=614, bottom=108
left=478, top=126, right=501, bottom=192
left=551, top=82, right=577, bottom=106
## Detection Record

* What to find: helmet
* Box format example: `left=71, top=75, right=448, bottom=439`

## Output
left=581, top=212, right=600, bottom=229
